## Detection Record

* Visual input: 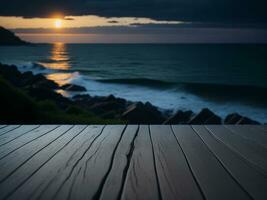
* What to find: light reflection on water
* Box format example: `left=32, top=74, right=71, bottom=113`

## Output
left=45, top=73, right=75, bottom=86
left=42, top=43, right=74, bottom=87
left=55, top=89, right=71, bottom=97
left=39, top=43, right=71, bottom=70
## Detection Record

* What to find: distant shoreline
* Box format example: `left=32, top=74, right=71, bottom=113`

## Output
left=0, top=27, right=30, bottom=46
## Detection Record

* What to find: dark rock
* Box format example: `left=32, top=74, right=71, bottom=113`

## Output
left=94, top=95, right=127, bottom=105
left=224, top=113, right=259, bottom=124
left=61, top=84, right=86, bottom=91
left=20, top=71, right=34, bottom=80
left=189, top=108, right=221, bottom=124
left=22, top=73, right=59, bottom=89
left=0, top=64, right=22, bottom=85
left=121, top=102, right=165, bottom=124
left=105, top=94, right=116, bottom=101
left=225, top=113, right=260, bottom=124
left=72, top=94, right=91, bottom=100
left=237, top=117, right=260, bottom=125
left=144, top=102, right=155, bottom=110
left=0, top=64, right=20, bottom=76
left=89, top=101, right=125, bottom=114
left=205, top=115, right=222, bottom=124
left=0, top=63, right=58, bottom=90
left=164, top=110, right=193, bottom=124
left=72, top=94, right=127, bottom=118
left=224, top=113, right=243, bottom=124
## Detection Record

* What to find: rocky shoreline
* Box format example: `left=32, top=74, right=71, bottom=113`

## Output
left=0, top=63, right=261, bottom=124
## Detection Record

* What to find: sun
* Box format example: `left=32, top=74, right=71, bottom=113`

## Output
left=54, top=19, right=62, bottom=28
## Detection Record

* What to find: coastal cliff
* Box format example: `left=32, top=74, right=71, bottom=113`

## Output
left=0, top=27, right=29, bottom=45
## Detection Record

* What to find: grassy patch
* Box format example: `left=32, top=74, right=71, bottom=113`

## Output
left=0, top=76, right=124, bottom=124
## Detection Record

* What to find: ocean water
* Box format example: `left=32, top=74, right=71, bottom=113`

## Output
left=0, top=43, right=266, bottom=122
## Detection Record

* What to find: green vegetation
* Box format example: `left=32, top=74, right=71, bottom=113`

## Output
left=0, top=76, right=124, bottom=124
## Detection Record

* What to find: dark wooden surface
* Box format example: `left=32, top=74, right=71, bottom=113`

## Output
left=0, top=125, right=266, bottom=200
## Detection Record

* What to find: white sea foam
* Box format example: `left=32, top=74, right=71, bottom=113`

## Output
left=2, top=61, right=265, bottom=123
left=1, top=44, right=266, bottom=123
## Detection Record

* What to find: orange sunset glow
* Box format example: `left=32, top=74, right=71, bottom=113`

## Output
left=54, top=19, right=62, bottom=28
left=0, top=15, right=182, bottom=29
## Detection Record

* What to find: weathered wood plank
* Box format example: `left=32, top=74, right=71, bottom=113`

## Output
left=99, top=125, right=139, bottom=200
left=34, top=125, right=125, bottom=200
left=0, top=125, right=73, bottom=182
left=172, top=125, right=250, bottom=200
left=0, top=125, right=39, bottom=146
left=193, top=125, right=267, bottom=200
left=225, top=125, right=267, bottom=148
left=248, top=125, right=267, bottom=136
left=0, top=125, right=7, bottom=129
left=0, top=125, right=266, bottom=200
left=7, top=125, right=103, bottom=200
left=121, top=125, right=160, bottom=200
left=150, top=125, right=203, bottom=200
left=0, top=125, right=58, bottom=160
left=0, top=125, right=21, bottom=136
left=258, top=125, right=267, bottom=132
left=0, top=125, right=86, bottom=200
left=246, top=125, right=267, bottom=134
left=206, top=125, right=267, bottom=176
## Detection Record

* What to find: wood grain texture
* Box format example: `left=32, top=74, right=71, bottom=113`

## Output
left=99, top=125, right=138, bottom=200
left=225, top=125, right=267, bottom=148
left=0, top=125, right=73, bottom=182
left=121, top=125, right=160, bottom=200
left=0, top=125, right=58, bottom=160
left=34, top=125, right=125, bottom=200
left=257, top=125, right=267, bottom=132
left=172, top=125, right=251, bottom=200
left=7, top=125, right=103, bottom=200
left=0, top=125, right=85, bottom=200
left=0, top=125, right=39, bottom=146
left=193, top=125, right=267, bottom=200
left=206, top=125, right=267, bottom=176
left=0, top=125, right=7, bottom=129
left=0, top=125, right=265, bottom=200
left=246, top=125, right=267, bottom=134
left=255, top=127, right=267, bottom=134
left=150, top=125, right=203, bottom=200
left=0, top=125, right=21, bottom=136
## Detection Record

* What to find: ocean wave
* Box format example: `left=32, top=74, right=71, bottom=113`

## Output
left=95, top=78, right=267, bottom=107
left=16, top=62, right=56, bottom=74
left=38, top=58, right=71, bottom=63
left=96, top=78, right=175, bottom=88
left=128, top=62, right=143, bottom=65
left=13, top=60, right=267, bottom=109
left=178, top=82, right=267, bottom=107
left=68, top=68, right=103, bottom=74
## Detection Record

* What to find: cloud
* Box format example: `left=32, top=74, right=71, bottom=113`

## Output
left=0, top=0, right=266, bottom=24
left=15, top=26, right=267, bottom=43
left=12, top=23, right=267, bottom=35
left=108, top=20, right=119, bottom=24
left=64, top=17, right=74, bottom=21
